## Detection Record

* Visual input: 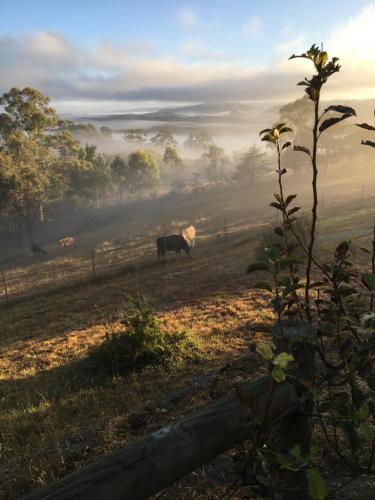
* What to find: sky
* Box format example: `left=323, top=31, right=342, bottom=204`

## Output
left=1, top=0, right=374, bottom=114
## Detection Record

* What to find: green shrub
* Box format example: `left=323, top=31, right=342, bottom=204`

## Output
left=90, top=306, right=198, bottom=375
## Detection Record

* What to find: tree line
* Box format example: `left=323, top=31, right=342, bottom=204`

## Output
left=0, top=87, right=275, bottom=245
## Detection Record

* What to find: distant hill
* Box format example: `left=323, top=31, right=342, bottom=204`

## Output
left=76, top=102, right=261, bottom=124
left=74, top=98, right=375, bottom=128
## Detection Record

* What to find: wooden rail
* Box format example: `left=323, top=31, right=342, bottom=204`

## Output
left=24, top=375, right=299, bottom=500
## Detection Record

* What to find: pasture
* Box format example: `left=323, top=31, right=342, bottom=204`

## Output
left=1, top=171, right=375, bottom=498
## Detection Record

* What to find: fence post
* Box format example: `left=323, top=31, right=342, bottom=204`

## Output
left=163, top=232, right=167, bottom=263
left=1, top=269, right=8, bottom=302
left=91, top=250, right=96, bottom=279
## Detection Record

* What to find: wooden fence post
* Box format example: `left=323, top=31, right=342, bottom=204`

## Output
left=91, top=250, right=96, bottom=279
left=163, top=232, right=167, bottom=263
left=276, top=324, right=316, bottom=499
left=1, top=269, right=8, bottom=302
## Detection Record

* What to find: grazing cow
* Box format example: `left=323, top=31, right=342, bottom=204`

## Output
left=156, top=234, right=191, bottom=259
left=182, top=225, right=196, bottom=247
left=58, top=237, right=77, bottom=249
left=30, top=243, right=47, bottom=256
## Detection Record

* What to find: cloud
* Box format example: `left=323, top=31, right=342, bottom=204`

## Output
left=177, top=7, right=198, bottom=29
left=241, top=16, right=263, bottom=39
left=179, top=39, right=229, bottom=61
left=328, top=4, right=375, bottom=64
left=2, top=5, right=375, bottom=114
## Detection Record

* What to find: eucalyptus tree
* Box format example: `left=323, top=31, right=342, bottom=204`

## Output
left=126, top=149, right=160, bottom=193
left=0, top=87, right=91, bottom=241
left=202, top=144, right=228, bottom=184
left=232, top=145, right=268, bottom=183
left=111, top=155, right=128, bottom=202
left=184, top=130, right=213, bottom=152
left=0, top=87, right=60, bottom=242
left=150, top=129, right=177, bottom=148
left=123, top=128, right=148, bottom=144
left=163, top=146, right=182, bottom=170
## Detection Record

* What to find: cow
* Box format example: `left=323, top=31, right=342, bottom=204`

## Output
left=58, top=237, right=77, bottom=249
left=181, top=225, right=196, bottom=247
left=156, top=234, right=191, bottom=259
left=30, top=243, right=47, bottom=256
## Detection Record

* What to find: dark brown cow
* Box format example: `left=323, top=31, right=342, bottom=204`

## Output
left=30, top=243, right=47, bottom=256
left=156, top=234, right=191, bottom=259
left=58, top=237, right=77, bottom=249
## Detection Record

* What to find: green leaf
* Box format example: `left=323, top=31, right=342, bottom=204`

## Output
left=247, top=262, right=270, bottom=273
left=272, top=366, right=286, bottom=382
left=270, top=201, right=283, bottom=210
left=338, top=286, right=358, bottom=298
left=265, top=246, right=280, bottom=263
left=288, top=206, right=301, bottom=216
left=359, top=422, right=373, bottom=442
left=254, top=281, right=273, bottom=292
left=274, top=352, right=294, bottom=369
left=282, top=141, right=292, bottom=150
left=280, top=255, right=302, bottom=268
left=362, top=273, right=375, bottom=290
left=359, top=402, right=369, bottom=421
left=290, top=444, right=301, bottom=459
left=279, top=126, right=293, bottom=134
left=356, top=123, right=375, bottom=132
left=319, top=113, right=353, bottom=133
left=261, top=133, right=277, bottom=144
left=325, top=105, right=356, bottom=116
left=307, top=468, right=327, bottom=500
left=361, top=140, right=375, bottom=149
left=293, top=145, right=311, bottom=155
left=256, top=343, right=274, bottom=360
left=285, top=194, right=298, bottom=206
left=259, top=128, right=273, bottom=136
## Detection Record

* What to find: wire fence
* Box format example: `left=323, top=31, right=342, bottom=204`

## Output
left=0, top=221, right=230, bottom=305
left=1, top=187, right=375, bottom=306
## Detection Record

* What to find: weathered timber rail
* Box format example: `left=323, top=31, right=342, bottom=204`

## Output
left=24, top=375, right=299, bottom=500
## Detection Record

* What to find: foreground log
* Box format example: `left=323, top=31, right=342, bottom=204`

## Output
left=24, top=375, right=299, bottom=500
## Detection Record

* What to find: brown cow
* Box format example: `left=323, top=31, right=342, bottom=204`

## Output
left=58, top=237, right=77, bottom=249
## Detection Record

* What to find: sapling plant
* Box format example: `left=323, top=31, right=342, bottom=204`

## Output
left=241, top=45, right=375, bottom=500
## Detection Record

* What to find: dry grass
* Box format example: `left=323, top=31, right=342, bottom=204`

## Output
left=1, top=176, right=375, bottom=498
left=0, top=225, right=275, bottom=497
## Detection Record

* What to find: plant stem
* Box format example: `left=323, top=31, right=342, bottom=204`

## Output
left=276, top=142, right=302, bottom=318
left=305, top=95, right=320, bottom=320
left=371, top=221, right=375, bottom=311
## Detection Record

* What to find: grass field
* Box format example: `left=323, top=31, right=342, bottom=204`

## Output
left=1, top=171, right=375, bottom=498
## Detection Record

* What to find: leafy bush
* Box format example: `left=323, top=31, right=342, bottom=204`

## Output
left=243, top=44, right=375, bottom=499
left=89, top=306, right=198, bottom=375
